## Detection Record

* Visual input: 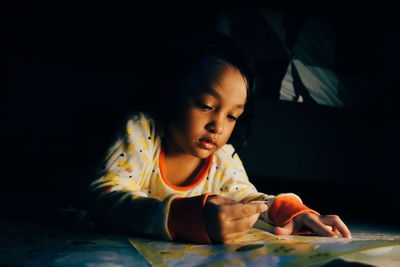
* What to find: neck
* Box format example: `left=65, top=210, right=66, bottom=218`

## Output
left=161, top=135, right=204, bottom=187
left=163, top=141, right=201, bottom=164
left=162, top=131, right=197, bottom=160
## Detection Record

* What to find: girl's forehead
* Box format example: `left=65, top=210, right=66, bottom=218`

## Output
left=186, top=66, right=247, bottom=106
left=183, top=64, right=246, bottom=95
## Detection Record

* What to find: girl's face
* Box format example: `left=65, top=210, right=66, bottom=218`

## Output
left=165, top=65, right=247, bottom=159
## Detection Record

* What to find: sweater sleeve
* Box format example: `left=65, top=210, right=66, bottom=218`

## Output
left=87, top=112, right=176, bottom=240
left=215, top=145, right=319, bottom=227
left=167, top=194, right=212, bottom=244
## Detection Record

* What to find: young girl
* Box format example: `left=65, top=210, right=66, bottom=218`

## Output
left=87, top=32, right=351, bottom=244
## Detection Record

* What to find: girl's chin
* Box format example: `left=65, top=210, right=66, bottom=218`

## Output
left=194, top=149, right=215, bottom=159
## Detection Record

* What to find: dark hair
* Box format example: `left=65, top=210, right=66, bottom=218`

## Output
left=146, top=31, right=255, bottom=152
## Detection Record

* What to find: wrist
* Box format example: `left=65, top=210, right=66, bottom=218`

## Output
left=268, top=195, right=320, bottom=227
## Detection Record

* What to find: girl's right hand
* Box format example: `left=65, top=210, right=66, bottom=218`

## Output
left=204, top=195, right=268, bottom=243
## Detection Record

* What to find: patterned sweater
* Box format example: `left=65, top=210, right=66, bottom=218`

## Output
left=88, top=112, right=317, bottom=243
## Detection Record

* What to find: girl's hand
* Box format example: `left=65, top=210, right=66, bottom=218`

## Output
left=274, top=212, right=352, bottom=238
left=204, top=195, right=268, bottom=243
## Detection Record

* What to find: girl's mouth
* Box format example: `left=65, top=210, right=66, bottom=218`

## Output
left=199, top=138, right=217, bottom=150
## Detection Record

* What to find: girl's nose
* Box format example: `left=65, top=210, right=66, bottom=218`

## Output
left=206, top=117, right=223, bottom=135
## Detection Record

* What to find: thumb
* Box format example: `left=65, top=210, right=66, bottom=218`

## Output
left=274, top=220, right=294, bottom=235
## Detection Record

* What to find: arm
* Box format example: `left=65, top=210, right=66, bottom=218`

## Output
left=89, top=177, right=219, bottom=241
left=87, top=113, right=176, bottom=240
left=87, top=113, right=219, bottom=243
left=88, top=178, right=175, bottom=240
left=215, top=145, right=351, bottom=238
left=213, top=146, right=316, bottom=225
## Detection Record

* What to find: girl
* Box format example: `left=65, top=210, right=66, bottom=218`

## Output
left=87, top=32, right=351, bottom=243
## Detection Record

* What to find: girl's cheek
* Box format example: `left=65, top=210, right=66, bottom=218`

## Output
left=227, top=125, right=236, bottom=138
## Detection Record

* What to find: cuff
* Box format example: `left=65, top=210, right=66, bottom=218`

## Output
left=268, top=194, right=320, bottom=227
left=167, top=193, right=212, bottom=244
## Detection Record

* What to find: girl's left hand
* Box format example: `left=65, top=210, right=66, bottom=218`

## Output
left=273, top=212, right=352, bottom=238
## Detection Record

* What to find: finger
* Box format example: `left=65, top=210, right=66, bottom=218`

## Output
left=332, top=227, right=341, bottom=237
left=222, top=202, right=268, bottom=220
left=303, top=217, right=338, bottom=237
left=274, top=220, right=294, bottom=235
left=320, top=215, right=352, bottom=238
left=228, top=212, right=260, bottom=233
left=223, top=229, right=251, bottom=243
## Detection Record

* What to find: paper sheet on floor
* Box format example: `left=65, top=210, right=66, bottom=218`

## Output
left=128, top=228, right=400, bottom=266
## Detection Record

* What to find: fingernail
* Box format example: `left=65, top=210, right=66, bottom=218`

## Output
left=250, top=201, right=268, bottom=212
left=260, top=204, right=268, bottom=211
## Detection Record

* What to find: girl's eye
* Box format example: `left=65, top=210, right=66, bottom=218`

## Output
left=197, top=102, right=213, bottom=110
left=227, top=114, right=238, bottom=121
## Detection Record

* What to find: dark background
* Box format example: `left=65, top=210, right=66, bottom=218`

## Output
left=1, top=2, right=399, bottom=228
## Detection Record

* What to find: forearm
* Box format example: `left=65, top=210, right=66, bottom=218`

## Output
left=88, top=186, right=212, bottom=243
left=87, top=187, right=175, bottom=240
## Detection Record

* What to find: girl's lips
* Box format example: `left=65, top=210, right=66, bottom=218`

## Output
left=199, top=139, right=216, bottom=150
